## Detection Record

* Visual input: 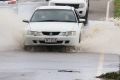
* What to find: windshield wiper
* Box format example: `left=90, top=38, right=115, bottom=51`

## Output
left=32, top=20, right=76, bottom=22
left=38, top=20, right=59, bottom=22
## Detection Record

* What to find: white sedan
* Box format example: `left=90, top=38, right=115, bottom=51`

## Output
left=23, top=6, right=85, bottom=49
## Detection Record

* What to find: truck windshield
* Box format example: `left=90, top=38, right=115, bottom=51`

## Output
left=55, top=3, right=80, bottom=9
left=30, top=9, right=77, bottom=22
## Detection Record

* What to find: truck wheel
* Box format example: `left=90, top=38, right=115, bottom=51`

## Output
left=83, top=10, right=88, bottom=25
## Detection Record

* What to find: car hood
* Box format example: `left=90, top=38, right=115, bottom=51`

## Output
left=29, top=22, right=79, bottom=32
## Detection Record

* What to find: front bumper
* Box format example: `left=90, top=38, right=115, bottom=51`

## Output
left=24, top=35, right=79, bottom=46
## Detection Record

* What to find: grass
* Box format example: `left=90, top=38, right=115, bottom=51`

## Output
left=114, top=0, right=120, bottom=17
left=96, top=72, right=120, bottom=80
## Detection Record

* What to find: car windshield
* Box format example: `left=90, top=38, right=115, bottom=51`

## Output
left=30, top=9, right=77, bottom=22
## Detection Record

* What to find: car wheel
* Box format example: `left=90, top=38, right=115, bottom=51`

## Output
left=24, top=45, right=31, bottom=51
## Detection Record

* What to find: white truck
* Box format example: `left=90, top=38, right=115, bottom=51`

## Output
left=47, top=0, right=89, bottom=25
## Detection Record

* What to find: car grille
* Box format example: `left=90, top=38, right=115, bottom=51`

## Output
left=32, top=40, right=70, bottom=44
left=55, top=3, right=79, bottom=9
left=42, top=32, right=60, bottom=36
left=39, top=41, right=63, bottom=44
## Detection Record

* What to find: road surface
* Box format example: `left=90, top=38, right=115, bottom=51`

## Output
left=88, top=0, right=114, bottom=20
left=0, top=0, right=117, bottom=80
left=18, top=0, right=114, bottom=20
left=0, top=51, right=119, bottom=80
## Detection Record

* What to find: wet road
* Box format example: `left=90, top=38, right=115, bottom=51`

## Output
left=0, top=0, right=117, bottom=80
left=88, top=0, right=114, bottom=20
left=18, top=0, right=114, bottom=20
left=0, top=51, right=119, bottom=80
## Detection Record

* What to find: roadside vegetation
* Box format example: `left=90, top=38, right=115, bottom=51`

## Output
left=96, top=72, right=120, bottom=80
left=114, top=0, right=120, bottom=17
left=96, top=2, right=120, bottom=79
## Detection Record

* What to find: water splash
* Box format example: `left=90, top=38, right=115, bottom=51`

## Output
left=0, top=8, right=25, bottom=51
left=0, top=7, right=120, bottom=53
left=79, top=19, right=120, bottom=54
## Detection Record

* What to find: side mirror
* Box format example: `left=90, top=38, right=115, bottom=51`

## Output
left=79, top=19, right=86, bottom=23
left=23, top=19, right=29, bottom=23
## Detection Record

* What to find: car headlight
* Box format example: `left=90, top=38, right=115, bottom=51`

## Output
left=79, top=3, right=85, bottom=8
left=61, top=31, right=76, bottom=36
left=27, top=31, right=42, bottom=36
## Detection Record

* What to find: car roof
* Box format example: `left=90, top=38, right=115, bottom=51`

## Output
left=36, top=6, right=74, bottom=10
left=49, top=0, right=85, bottom=3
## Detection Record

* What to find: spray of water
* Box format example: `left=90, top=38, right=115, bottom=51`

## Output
left=0, top=7, right=120, bottom=54
left=79, top=20, right=120, bottom=54
left=0, top=8, right=25, bottom=51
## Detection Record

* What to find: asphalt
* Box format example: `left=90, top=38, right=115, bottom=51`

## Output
left=0, top=51, right=119, bottom=80
left=88, top=0, right=114, bottom=20
left=18, top=0, right=114, bottom=20
left=0, top=0, right=116, bottom=80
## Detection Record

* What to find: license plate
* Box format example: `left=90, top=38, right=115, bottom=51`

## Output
left=45, top=38, right=57, bottom=43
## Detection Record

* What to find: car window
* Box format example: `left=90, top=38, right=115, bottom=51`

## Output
left=30, top=9, right=77, bottom=22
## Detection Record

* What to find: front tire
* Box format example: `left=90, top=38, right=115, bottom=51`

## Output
left=24, top=45, right=32, bottom=51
